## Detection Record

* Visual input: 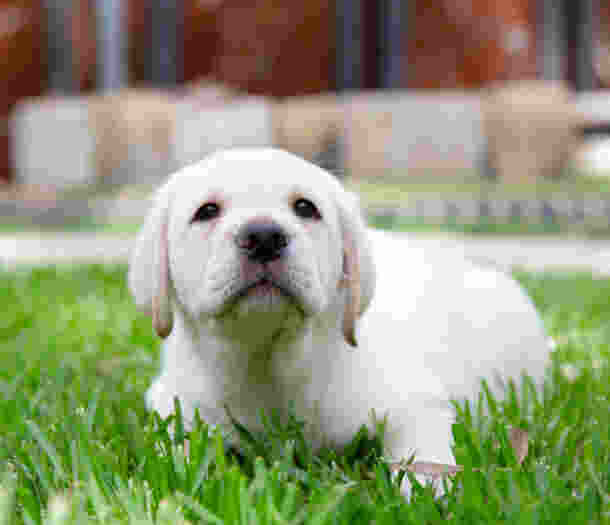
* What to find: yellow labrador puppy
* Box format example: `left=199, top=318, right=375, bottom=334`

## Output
left=129, top=148, right=549, bottom=492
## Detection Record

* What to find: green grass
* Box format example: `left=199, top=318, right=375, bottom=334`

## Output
left=369, top=215, right=610, bottom=238
left=0, top=220, right=142, bottom=236
left=4, top=215, right=610, bottom=239
left=356, top=175, right=610, bottom=237
left=3, top=174, right=610, bottom=238
left=347, top=175, right=610, bottom=205
left=0, top=266, right=608, bottom=523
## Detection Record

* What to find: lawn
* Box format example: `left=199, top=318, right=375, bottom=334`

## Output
left=346, top=175, right=610, bottom=204
left=3, top=215, right=610, bottom=239
left=369, top=215, right=610, bottom=238
left=3, top=173, right=610, bottom=238
left=0, top=265, right=608, bottom=524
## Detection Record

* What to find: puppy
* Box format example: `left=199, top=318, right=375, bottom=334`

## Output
left=129, top=148, right=549, bottom=491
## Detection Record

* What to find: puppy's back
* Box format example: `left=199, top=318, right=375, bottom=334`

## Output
left=361, top=229, right=549, bottom=404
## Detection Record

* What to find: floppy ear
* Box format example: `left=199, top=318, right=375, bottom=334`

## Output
left=335, top=189, right=375, bottom=347
left=128, top=184, right=174, bottom=338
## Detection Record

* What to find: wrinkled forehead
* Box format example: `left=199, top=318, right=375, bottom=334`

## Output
left=169, top=149, right=341, bottom=212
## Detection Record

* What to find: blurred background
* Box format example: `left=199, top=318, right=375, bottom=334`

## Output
left=1, top=0, right=610, bottom=239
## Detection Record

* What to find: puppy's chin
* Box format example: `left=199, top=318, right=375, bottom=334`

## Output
left=195, top=279, right=300, bottom=320
left=206, top=281, right=307, bottom=343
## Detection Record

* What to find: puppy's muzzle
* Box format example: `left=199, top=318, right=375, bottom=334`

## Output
left=235, top=221, right=290, bottom=264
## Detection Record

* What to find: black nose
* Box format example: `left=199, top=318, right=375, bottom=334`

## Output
left=235, top=222, right=289, bottom=264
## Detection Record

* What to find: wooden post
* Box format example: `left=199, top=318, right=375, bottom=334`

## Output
left=565, top=0, right=598, bottom=91
left=378, top=0, right=405, bottom=88
left=96, top=0, right=127, bottom=90
left=336, top=0, right=363, bottom=90
left=148, top=0, right=179, bottom=87
left=539, top=0, right=564, bottom=82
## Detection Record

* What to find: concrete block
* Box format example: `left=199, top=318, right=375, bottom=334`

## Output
left=173, top=97, right=273, bottom=169
left=89, top=196, right=151, bottom=224
left=272, top=94, right=345, bottom=161
left=345, top=91, right=485, bottom=179
left=453, top=199, right=479, bottom=221
left=484, top=81, right=579, bottom=183
left=582, top=199, right=607, bottom=219
left=88, top=90, right=176, bottom=186
left=11, top=97, right=95, bottom=188
left=575, top=90, right=610, bottom=126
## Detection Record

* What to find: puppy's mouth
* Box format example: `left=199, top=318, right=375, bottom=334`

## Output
left=238, top=275, right=293, bottom=301
left=210, top=268, right=311, bottom=318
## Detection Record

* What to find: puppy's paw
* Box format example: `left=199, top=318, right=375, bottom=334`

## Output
left=392, top=460, right=457, bottom=501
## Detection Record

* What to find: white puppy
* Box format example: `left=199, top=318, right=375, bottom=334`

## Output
left=129, top=148, right=549, bottom=488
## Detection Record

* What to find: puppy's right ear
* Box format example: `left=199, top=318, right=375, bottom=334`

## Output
left=129, top=184, right=173, bottom=338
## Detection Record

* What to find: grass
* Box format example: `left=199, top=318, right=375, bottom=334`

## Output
left=0, top=265, right=608, bottom=524
left=346, top=174, right=610, bottom=205
left=357, top=175, right=610, bottom=237
left=369, top=215, right=610, bottom=238
left=3, top=215, right=610, bottom=239
left=0, top=219, right=141, bottom=236
left=3, top=173, right=610, bottom=238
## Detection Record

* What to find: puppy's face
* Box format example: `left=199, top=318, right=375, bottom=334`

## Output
left=166, top=151, right=344, bottom=324
left=130, top=149, right=375, bottom=345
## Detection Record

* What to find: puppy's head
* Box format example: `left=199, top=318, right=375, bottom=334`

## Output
left=129, top=148, right=375, bottom=346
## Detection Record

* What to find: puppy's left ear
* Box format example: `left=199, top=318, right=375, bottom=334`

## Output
left=129, top=183, right=174, bottom=338
left=335, top=189, right=375, bottom=347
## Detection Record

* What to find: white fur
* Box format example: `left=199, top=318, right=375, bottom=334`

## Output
left=129, top=148, right=549, bottom=493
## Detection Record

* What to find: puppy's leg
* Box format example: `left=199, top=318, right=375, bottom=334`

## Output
left=388, top=403, right=456, bottom=500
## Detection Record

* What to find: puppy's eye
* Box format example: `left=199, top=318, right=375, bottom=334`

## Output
left=293, top=198, right=321, bottom=220
left=192, top=202, right=220, bottom=223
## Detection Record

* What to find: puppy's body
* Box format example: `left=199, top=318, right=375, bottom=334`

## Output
left=132, top=148, right=549, bottom=484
